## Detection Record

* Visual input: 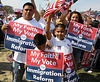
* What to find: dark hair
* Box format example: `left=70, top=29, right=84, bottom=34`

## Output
left=90, top=20, right=100, bottom=28
left=68, top=10, right=72, bottom=13
left=55, top=24, right=66, bottom=30
left=69, top=11, right=83, bottom=24
left=23, top=2, right=34, bottom=10
left=34, top=33, right=46, bottom=46
left=52, top=24, right=66, bottom=37
left=55, top=11, right=61, bottom=16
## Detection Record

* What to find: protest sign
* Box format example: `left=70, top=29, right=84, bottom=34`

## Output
left=4, top=21, right=43, bottom=53
left=63, top=54, right=79, bottom=81
left=66, top=21, right=97, bottom=51
left=26, top=49, right=63, bottom=82
left=81, top=51, right=95, bottom=67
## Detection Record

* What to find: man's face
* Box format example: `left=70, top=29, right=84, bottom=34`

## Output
left=22, top=5, right=34, bottom=20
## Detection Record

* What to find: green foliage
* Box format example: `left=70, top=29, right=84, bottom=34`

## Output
left=0, top=5, right=14, bottom=15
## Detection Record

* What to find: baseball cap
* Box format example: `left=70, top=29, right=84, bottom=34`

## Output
left=14, top=8, right=22, bottom=14
left=96, top=11, right=100, bottom=16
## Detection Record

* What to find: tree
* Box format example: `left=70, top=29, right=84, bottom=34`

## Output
left=0, top=5, right=14, bottom=15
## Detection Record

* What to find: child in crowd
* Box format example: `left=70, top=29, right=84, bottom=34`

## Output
left=34, top=33, right=47, bottom=51
left=68, top=11, right=84, bottom=66
left=69, top=11, right=83, bottom=24
left=45, top=14, right=79, bottom=82
left=31, top=33, right=62, bottom=82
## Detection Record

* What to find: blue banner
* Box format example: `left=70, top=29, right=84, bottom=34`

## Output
left=66, top=32, right=93, bottom=51
left=26, top=65, right=63, bottom=82
left=5, top=33, right=35, bottom=53
left=64, top=68, right=79, bottom=82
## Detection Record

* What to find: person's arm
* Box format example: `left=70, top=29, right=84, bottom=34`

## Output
left=59, top=5, right=71, bottom=26
left=60, top=10, right=69, bottom=26
left=44, top=1, right=50, bottom=10
left=31, top=0, right=40, bottom=21
left=61, top=16, right=68, bottom=26
left=45, top=14, right=54, bottom=40
left=91, top=45, right=95, bottom=52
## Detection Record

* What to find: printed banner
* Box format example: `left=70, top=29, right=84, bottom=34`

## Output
left=26, top=49, right=63, bottom=82
left=63, top=54, right=79, bottom=81
left=64, top=54, right=74, bottom=72
left=81, top=51, right=95, bottom=67
left=4, top=21, right=43, bottom=53
left=66, top=21, right=97, bottom=51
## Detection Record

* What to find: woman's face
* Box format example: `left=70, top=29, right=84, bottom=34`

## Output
left=71, top=13, right=79, bottom=22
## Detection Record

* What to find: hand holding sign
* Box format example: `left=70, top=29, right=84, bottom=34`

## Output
left=2, top=24, right=11, bottom=34
left=4, top=21, right=43, bottom=53
left=66, top=21, right=97, bottom=51
left=26, top=49, right=64, bottom=82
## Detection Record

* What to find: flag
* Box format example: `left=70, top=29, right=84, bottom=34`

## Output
left=82, top=8, right=91, bottom=17
left=44, top=0, right=49, bottom=1
left=44, top=0, right=78, bottom=18
left=58, top=1, right=72, bottom=16
left=96, top=11, right=100, bottom=21
left=90, top=15, right=95, bottom=20
left=96, top=15, right=100, bottom=22
left=86, top=8, right=91, bottom=17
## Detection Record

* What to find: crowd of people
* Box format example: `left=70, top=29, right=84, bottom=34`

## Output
left=0, top=0, right=100, bottom=82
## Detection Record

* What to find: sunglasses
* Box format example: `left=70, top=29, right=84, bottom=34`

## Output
left=24, top=9, right=33, bottom=11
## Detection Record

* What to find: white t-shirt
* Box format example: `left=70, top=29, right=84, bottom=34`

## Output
left=48, top=35, right=79, bottom=81
left=13, top=17, right=44, bottom=64
left=38, top=17, right=46, bottom=29
left=48, top=35, right=73, bottom=55
left=2, top=18, right=6, bottom=24
left=34, top=46, right=54, bottom=52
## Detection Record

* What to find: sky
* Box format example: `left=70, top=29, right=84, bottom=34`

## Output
left=1, top=0, right=100, bottom=12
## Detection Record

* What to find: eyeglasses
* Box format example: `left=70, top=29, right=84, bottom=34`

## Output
left=24, top=9, right=33, bottom=11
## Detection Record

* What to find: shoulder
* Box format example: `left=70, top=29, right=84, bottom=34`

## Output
left=31, top=19, right=45, bottom=32
left=38, top=17, right=45, bottom=23
left=64, top=38, right=71, bottom=44
left=34, top=47, right=38, bottom=50
left=44, top=48, right=56, bottom=52
left=50, top=34, right=56, bottom=41
left=15, top=17, right=23, bottom=22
